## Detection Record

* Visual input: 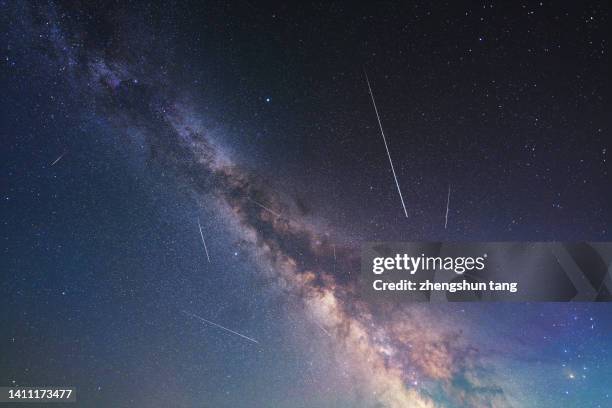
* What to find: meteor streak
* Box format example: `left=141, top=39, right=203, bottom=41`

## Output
left=246, top=196, right=282, bottom=218
left=333, top=244, right=336, bottom=274
left=50, top=151, right=66, bottom=166
left=314, top=320, right=332, bottom=337
left=364, top=69, right=408, bottom=218
left=445, top=184, right=451, bottom=229
left=182, top=310, right=259, bottom=344
left=197, top=217, right=211, bottom=262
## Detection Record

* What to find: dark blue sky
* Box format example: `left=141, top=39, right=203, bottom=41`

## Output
left=1, top=1, right=611, bottom=407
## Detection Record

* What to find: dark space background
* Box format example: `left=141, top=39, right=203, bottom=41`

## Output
left=1, top=1, right=610, bottom=407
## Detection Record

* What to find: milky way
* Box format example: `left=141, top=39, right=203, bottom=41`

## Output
left=4, top=2, right=611, bottom=407
left=20, top=6, right=513, bottom=405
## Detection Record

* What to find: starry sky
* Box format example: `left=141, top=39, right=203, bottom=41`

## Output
left=1, top=1, right=611, bottom=407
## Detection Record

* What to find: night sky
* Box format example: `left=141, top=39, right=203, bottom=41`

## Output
left=1, top=1, right=611, bottom=407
